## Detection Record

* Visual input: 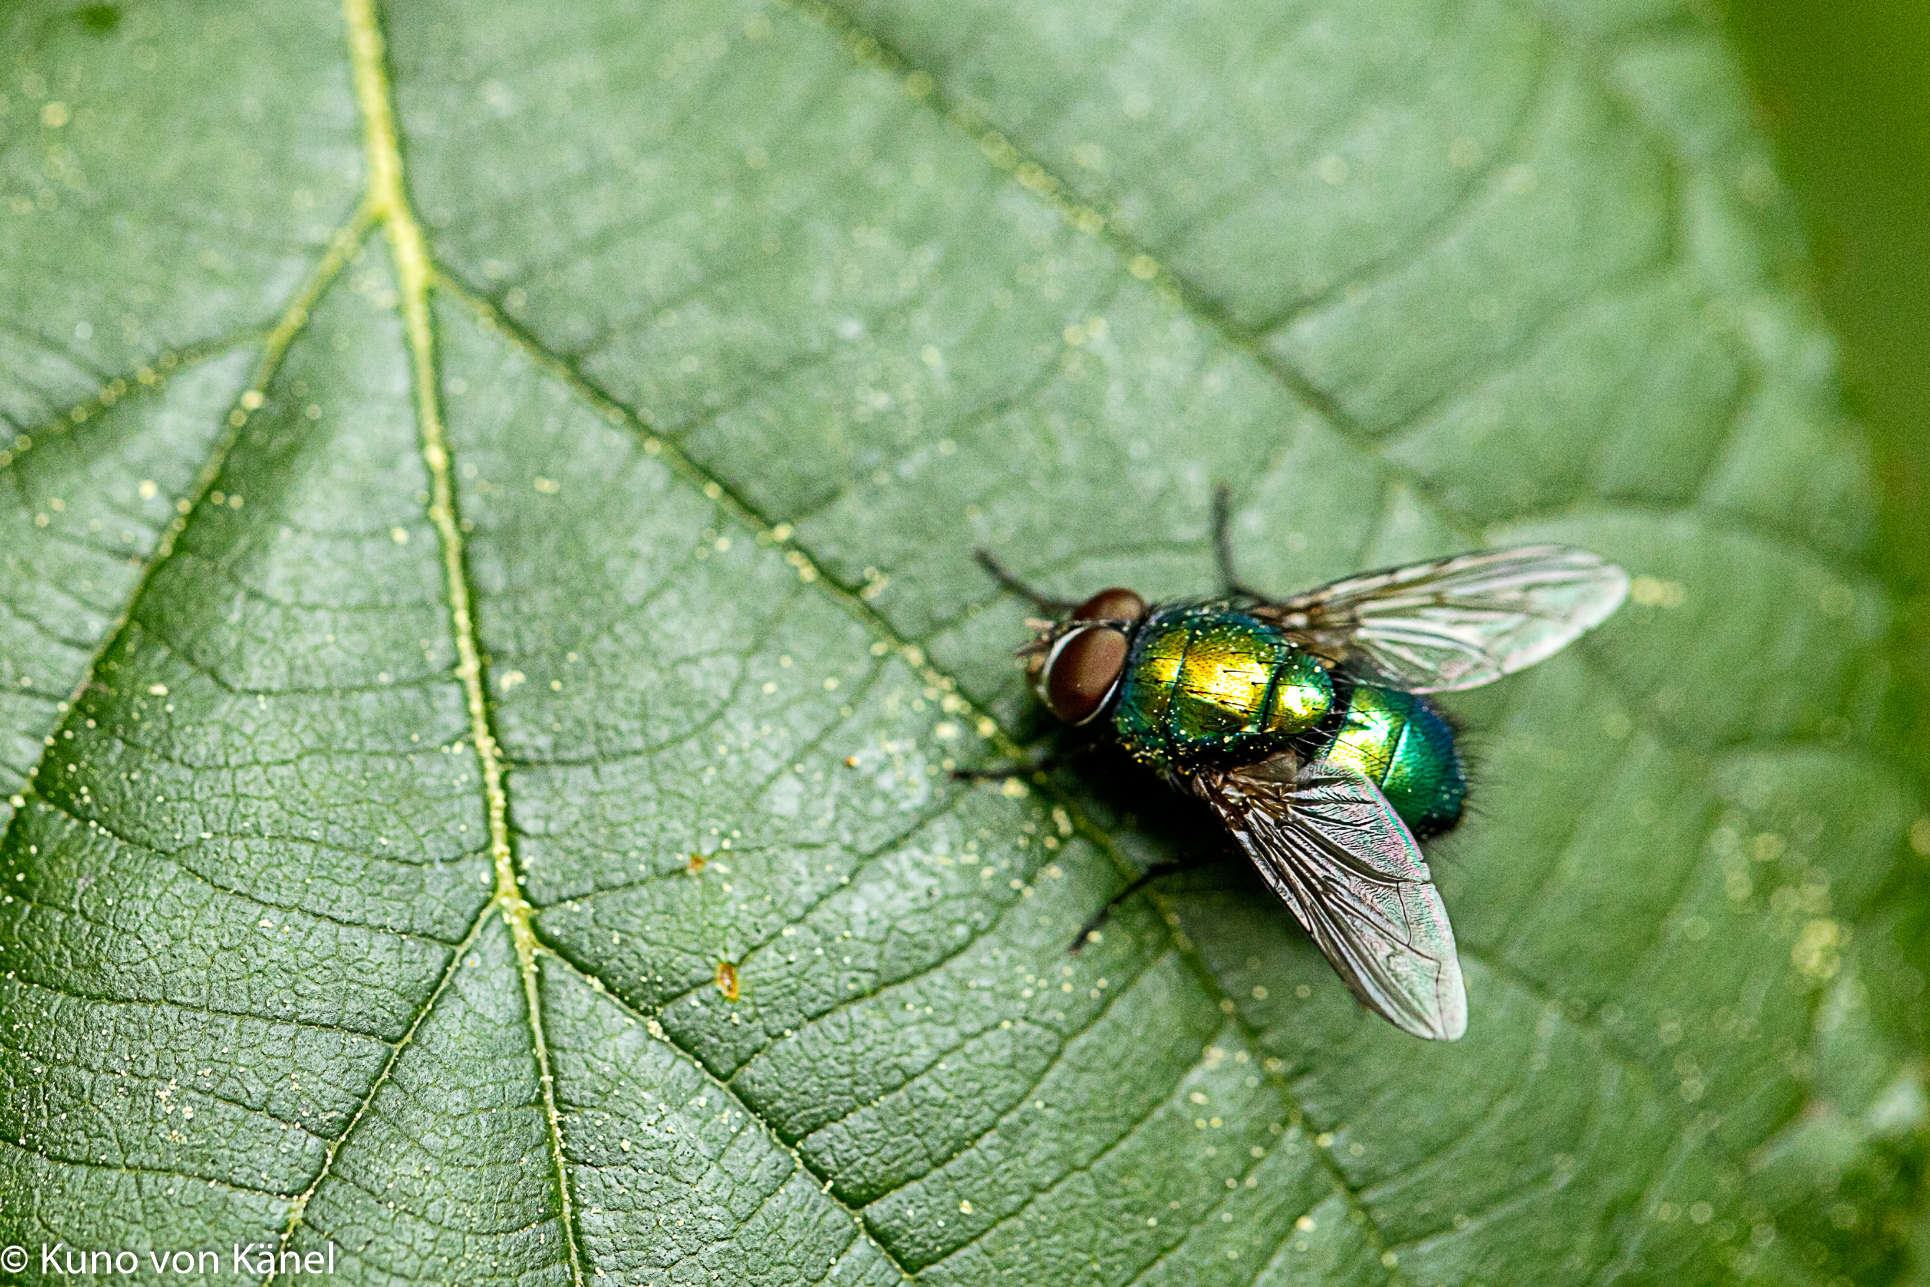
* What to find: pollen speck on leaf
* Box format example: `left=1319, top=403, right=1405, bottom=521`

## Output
left=1629, top=575, right=1686, bottom=608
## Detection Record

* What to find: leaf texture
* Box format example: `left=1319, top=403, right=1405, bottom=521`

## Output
left=0, top=0, right=1923, bottom=1283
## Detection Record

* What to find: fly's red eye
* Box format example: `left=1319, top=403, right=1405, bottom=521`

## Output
left=1044, top=626, right=1130, bottom=725
left=1072, top=587, right=1147, bottom=623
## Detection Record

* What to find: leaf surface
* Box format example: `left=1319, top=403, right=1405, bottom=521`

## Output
left=1, top=0, right=1924, bottom=1283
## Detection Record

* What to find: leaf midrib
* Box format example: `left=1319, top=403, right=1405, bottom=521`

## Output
left=288, top=2, right=589, bottom=1283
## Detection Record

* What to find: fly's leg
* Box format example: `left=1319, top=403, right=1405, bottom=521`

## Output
left=1069, top=852, right=1211, bottom=953
left=949, top=739, right=1096, bottom=782
left=949, top=762, right=1052, bottom=783
left=1211, top=483, right=1265, bottom=600
left=975, top=548, right=1078, bottom=615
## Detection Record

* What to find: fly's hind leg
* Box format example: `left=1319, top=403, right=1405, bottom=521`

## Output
left=975, top=548, right=1079, bottom=615
left=1211, top=483, right=1266, bottom=600
left=1070, top=851, right=1213, bottom=953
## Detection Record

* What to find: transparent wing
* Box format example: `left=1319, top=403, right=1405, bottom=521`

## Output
left=1194, top=752, right=1466, bottom=1040
left=1251, top=545, right=1629, bottom=692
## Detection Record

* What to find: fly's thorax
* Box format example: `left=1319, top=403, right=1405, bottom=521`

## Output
left=1263, top=649, right=1333, bottom=734
left=1112, top=603, right=1333, bottom=771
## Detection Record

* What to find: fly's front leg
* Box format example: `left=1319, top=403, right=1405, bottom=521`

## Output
left=949, top=738, right=1096, bottom=783
left=975, top=549, right=1079, bottom=615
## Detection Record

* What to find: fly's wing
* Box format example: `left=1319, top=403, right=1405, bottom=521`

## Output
left=1251, top=545, right=1628, bottom=692
left=1195, top=752, right=1466, bottom=1039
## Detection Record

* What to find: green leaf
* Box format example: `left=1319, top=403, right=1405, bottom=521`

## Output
left=2, top=0, right=1924, bottom=1282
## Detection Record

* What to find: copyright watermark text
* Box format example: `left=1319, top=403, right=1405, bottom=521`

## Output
left=0, top=1242, right=339, bottom=1276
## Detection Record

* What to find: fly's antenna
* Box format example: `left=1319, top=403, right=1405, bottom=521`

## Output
left=1210, top=483, right=1264, bottom=600
left=974, top=548, right=1078, bottom=615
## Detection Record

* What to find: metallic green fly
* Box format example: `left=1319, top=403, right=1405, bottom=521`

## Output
left=979, top=489, right=1629, bottom=1040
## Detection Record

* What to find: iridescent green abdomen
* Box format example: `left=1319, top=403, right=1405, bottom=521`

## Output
left=1319, top=684, right=1466, bottom=838
left=1113, top=604, right=1333, bottom=773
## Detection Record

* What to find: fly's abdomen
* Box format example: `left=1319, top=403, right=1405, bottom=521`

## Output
left=1321, top=684, right=1466, bottom=837
left=1114, top=606, right=1332, bottom=772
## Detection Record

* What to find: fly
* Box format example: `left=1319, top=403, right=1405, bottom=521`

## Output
left=977, top=487, right=1630, bottom=1040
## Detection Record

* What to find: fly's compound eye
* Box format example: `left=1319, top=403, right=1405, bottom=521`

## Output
left=1071, top=587, right=1147, bottom=623
left=1040, top=625, right=1131, bottom=725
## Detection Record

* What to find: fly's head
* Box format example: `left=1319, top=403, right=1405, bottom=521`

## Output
left=1019, top=587, right=1148, bottom=725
